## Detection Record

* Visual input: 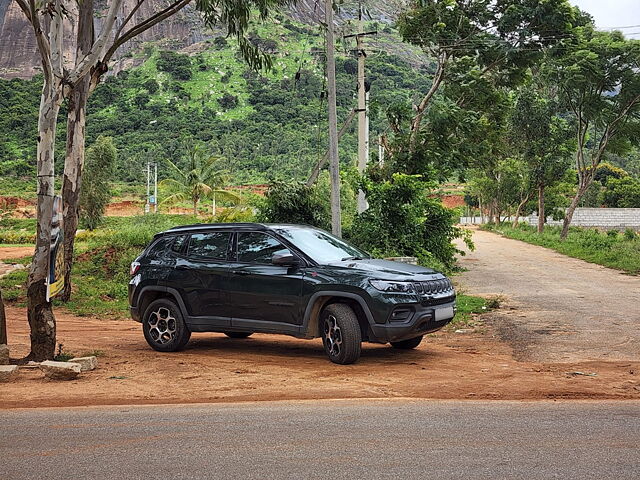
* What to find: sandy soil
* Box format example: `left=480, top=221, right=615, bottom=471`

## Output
left=1, top=305, right=638, bottom=409
left=457, top=229, right=640, bottom=362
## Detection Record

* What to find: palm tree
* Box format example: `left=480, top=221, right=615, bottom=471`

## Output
left=160, top=146, right=239, bottom=216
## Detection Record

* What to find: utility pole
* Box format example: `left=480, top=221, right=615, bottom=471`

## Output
left=145, top=162, right=150, bottom=214
left=356, top=6, right=368, bottom=213
left=325, top=0, right=341, bottom=236
left=153, top=163, right=158, bottom=214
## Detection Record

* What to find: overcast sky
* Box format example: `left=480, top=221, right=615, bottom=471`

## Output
left=569, top=0, right=640, bottom=38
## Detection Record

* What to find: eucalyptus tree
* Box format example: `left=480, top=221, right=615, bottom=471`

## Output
left=16, top=0, right=292, bottom=360
left=545, top=28, right=640, bottom=239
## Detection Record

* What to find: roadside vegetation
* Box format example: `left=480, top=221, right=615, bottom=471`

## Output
left=483, top=223, right=640, bottom=275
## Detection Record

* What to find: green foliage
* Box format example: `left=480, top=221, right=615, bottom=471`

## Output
left=258, top=180, right=329, bottom=229
left=349, top=174, right=473, bottom=271
left=218, top=92, right=239, bottom=110
left=600, top=176, right=640, bottom=208
left=80, top=136, right=117, bottom=230
left=483, top=223, right=640, bottom=274
left=160, top=145, right=240, bottom=215
left=156, top=51, right=192, bottom=80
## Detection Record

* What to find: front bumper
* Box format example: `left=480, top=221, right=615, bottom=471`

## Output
left=369, top=300, right=456, bottom=343
left=130, top=306, right=141, bottom=323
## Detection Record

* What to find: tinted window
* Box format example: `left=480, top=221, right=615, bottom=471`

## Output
left=237, top=232, right=287, bottom=264
left=146, top=237, right=173, bottom=260
left=171, top=235, right=188, bottom=253
left=188, top=232, right=231, bottom=260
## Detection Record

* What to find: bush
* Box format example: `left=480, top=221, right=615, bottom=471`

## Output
left=349, top=174, right=473, bottom=270
left=218, top=93, right=238, bottom=110
left=258, top=181, right=328, bottom=229
left=156, top=50, right=192, bottom=80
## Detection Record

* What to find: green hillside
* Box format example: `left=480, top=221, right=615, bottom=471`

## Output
left=0, top=13, right=432, bottom=188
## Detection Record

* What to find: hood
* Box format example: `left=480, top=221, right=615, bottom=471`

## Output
left=325, top=258, right=442, bottom=280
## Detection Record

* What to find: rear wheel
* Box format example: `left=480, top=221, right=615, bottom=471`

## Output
left=390, top=335, right=423, bottom=350
left=142, top=298, right=191, bottom=352
left=224, top=332, right=253, bottom=339
left=321, top=304, right=361, bottom=365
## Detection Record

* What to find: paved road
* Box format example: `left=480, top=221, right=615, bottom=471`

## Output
left=457, top=229, right=640, bottom=362
left=1, top=400, right=639, bottom=480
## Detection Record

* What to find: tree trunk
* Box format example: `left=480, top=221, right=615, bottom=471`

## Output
left=60, top=0, right=93, bottom=302
left=26, top=85, right=62, bottom=361
left=537, top=184, right=545, bottom=234
left=0, top=289, right=7, bottom=345
left=560, top=184, right=586, bottom=240
left=193, top=200, right=198, bottom=216
left=512, top=192, right=532, bottom=228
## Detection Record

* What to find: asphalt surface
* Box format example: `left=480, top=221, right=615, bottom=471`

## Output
left=1, top=400, right=639, bottom=480
left=457, top=229, right=640, bottom=362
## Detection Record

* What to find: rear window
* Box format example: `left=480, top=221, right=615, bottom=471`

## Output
left=188, top=232, right=231, bottom=260
left=145, top=237, right=174, bottom=260
left=171, top=235, right=188, bottom=253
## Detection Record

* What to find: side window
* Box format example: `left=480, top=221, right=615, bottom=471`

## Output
left=145, top=237, right=173, bottom=261
left=188, top=232, right=231, bottom=260
left=237, top=232, right=287, bottom=264
left=171, top=235, right=188, bottom=254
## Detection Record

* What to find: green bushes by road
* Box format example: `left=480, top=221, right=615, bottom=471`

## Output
left=483, top=223, right=640, bottom=274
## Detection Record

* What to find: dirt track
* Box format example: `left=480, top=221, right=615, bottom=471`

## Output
left=457, top=229, right=640, bottom=362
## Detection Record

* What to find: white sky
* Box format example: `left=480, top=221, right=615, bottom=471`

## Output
left=570, top=0, right=640, bottom=38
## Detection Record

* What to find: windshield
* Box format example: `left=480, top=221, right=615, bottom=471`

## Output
left=275, top=227, right=370, bottom=264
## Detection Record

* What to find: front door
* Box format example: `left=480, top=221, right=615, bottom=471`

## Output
left=227, top=231, right=304, bottom=330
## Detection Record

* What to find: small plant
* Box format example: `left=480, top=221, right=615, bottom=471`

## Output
left=607, top=229, right=619, bottom=238
left=485, top=295, right=504, bottom=310
left=53, top=343, right=74, bottom=362
left=624, top=228, right=637, bottom=241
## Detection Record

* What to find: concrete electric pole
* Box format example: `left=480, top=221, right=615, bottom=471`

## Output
left=325, top=0, right=341, bottom=237
left=356, top=9, right=369, bottom=213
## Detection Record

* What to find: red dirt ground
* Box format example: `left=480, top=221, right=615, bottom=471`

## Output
left=1, top=306, right=638, bottom=409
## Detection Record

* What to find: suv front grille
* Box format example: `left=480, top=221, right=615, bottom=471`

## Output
left=413, top=279, right=454, bottom=295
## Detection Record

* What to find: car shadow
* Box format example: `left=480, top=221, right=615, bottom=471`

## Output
left=182, top=333, right=438, bottom=365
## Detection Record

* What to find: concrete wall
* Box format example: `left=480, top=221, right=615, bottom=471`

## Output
left=529, top=208, right=640, bottom=231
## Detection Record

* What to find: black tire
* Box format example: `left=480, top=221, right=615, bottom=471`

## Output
left=224, top=332, right=253, bottom=339
left=390, top=335, right=423, bottom=350
left=142, top=298, right=191, bottom=352
left=321, top=303, right=362, bottom=365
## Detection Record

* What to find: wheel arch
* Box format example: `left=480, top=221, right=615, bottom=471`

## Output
left=302, top=291, right=375, bottom=340
left=137, top=286, right=188, bottom=321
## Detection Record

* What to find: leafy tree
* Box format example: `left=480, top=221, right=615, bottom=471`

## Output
left=601, top=177, right=640, bottom=208
left=160, top=146, right=239, bottom=215
left=510, top=85, right=573, bottom=232
left=546, top=28, right=640, bottom=238
left=143, top=78, right=160, bottom=94
left=258, top=181, right=329, bottom=228
left=218, top=93, right=239, bottom=110
left=157, top=51, right=193, bottom=80
left=79, top=137, right=116, bottom=230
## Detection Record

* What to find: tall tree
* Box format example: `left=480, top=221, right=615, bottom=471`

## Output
left=79, top=136, right=117, bottom=231
left=510, top=85, right=573, bottom=232
left=546, top=28, right=640, bottom=239
left=16, top=0, right=292, bottom=360
left=385, top=0, right=578, bottom=176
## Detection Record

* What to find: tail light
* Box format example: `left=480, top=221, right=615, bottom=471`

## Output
left=130, top=261, right=141, bottom=276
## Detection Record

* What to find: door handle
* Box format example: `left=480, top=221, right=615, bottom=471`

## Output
left=232, top=270, right=250, bottom=275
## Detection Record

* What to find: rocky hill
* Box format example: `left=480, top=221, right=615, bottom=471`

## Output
left=0, top=0, right=414, bottom=79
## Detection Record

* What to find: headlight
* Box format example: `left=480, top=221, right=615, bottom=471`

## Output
left=369, top=280, right=415, bottom=293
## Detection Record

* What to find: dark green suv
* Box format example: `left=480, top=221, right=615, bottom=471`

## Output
left=129, top=223, right=456, bottom=364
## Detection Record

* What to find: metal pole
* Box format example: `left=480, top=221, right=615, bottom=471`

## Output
left=153, top=163, right=158, bottom=214
left=145, top=162, right=150, bottom=214
left=356, top=6, right=368, bottom=214
left=326, top=0, right=341, bottom=236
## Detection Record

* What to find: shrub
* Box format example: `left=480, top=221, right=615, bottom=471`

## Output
left=624, top=228, right=637, bottom=241
left=218, top=93, right=238, bottom=110
left=258, top=181, right=329, bottom=229
left=156, top=50, right=192, bottom=80
left=349, top=174, right=473, bottom=270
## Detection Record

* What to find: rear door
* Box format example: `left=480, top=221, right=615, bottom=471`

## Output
left=172, top=230, right=233, bottom=326
left=227, top=231, right=304, bottom=329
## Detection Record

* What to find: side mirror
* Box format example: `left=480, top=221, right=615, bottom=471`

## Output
left=272, top=250, right=300, bottom=266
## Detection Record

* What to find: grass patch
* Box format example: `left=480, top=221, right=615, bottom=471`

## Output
left=483, top=223, right=640, bottom=274
left=450, top=293, right=488, bottom=328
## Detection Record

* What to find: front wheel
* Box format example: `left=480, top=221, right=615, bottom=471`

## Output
left=390, top=335, right=423, bottom=350
left=321, top=304, right=362, bottom=365
left=142, top=298, right=191, bottom=352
